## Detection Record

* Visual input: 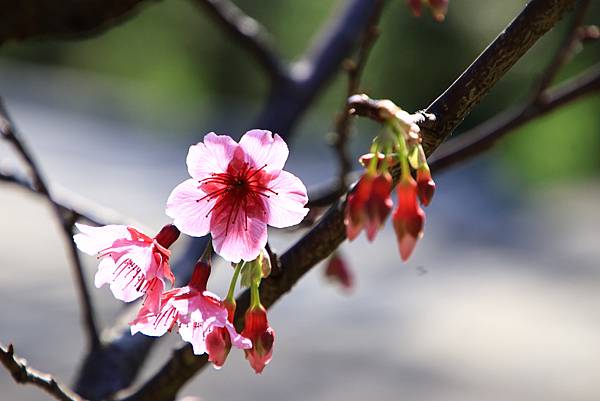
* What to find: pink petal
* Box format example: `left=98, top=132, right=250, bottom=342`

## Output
left=178, top=322, right=210, bottom=355
left=264, top=170, right=309, bottom=228
left=166, top=179, right=217, bottom=237
left=143, top=278, right=165, bottom=314
left=73, top=223, right=131, bottom=255
left=129, top=303, right=176, bottom=337
left=225, top=321, right=252, bottom=349
left=239, top=130, right=289, bottom=172
left=186, top=133, right=238, bottom=178
left=211, top=213, right=268, bottom=263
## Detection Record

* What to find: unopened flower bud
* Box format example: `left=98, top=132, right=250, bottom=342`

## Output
left=242, top=305, right=275, bottom=374
left=325, top=253, right=354, bottom=291
left=392, top=177, right=425, bottom=261
left=154, top=224, right=180, bottom=248
left=417, top=167, right=436, bottom=206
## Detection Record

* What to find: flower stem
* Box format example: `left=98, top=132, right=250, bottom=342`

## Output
left=250, top=278, right=261, bottom=309
left=226, top=261, right=244, bottom=303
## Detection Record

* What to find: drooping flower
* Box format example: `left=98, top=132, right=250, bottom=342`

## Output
left=129, top=260, right=251, bottom=356
left=392, top=177, right=425, bottom=261
left=345, top=172, right=393, bottom=242
left=205, top=299, right=236, bottom=369
left=324, top=252, right=353, bottom=291
left=166, top=130, right=309, bottom=263
left=74, top=223, right=179, bottom=312
left=242, top=305, right=275, bottom=374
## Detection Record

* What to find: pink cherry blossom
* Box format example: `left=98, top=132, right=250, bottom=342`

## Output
left=73, top=223, right=179, bottom=312
left=129, top=266, right=251, bottom=356
left=166, top=130, right=309, bottom=263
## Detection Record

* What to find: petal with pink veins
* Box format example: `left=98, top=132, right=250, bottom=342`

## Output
left=187, top=133, right=238, bottom=178
left=264, top=170, right=309, bottom=228
left=239, top=130, right=289, bottom=172
left=166, top=179, right=217, bottom=237
left=210, top=213, right=268, bottom=263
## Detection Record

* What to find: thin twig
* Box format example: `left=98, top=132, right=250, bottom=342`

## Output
left=192, top=0, right=286, bottom=82
left=534, top=0, right=592, bottom=97
left=429, top=63, right=600, bottom=172
left=0, top=100, right=100, bottom=349
left=332, top=0, right=385, bottom=187
left=0, top=169, right=136, bottom=227
left=0, top=343, right=84, bottom=401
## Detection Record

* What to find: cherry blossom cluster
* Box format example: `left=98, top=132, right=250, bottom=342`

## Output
left=74, top=130, right=308, bottom=373
left=345, top=104, right=436, bottom=261
left=407, top=0, right=449, bottom=22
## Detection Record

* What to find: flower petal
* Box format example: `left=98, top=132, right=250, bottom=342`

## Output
left=187, top=133, right=238, bottom=178
left=225, top=321, right=252, bottom=349
left=264, top=170, right=309, bottom=228
left=211, top=214, right=268, bottom=263
left=166, top=179, right=217, bottom=237
left=73, top=223, right=131, bottom=255
left=239, top=130, right=289, bottom=172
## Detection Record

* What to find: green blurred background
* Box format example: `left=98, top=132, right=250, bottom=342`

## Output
left=1, top=0, right=598, bottom=185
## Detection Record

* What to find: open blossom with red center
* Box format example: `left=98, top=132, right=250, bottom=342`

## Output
left=166, top=130, right=309, bottom=263
left=242, top=305, right=275, bottom=374
left=392, top=177, right=426, bottom=261
left=129, top=261, right=251, bottom=356
left=74, top=223, right=179, bottom=312
left=345, top=172, right=393, bottom=242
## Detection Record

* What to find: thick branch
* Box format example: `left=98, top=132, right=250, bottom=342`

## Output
left=420, top=0, right=576, bottom=154
left=121, top=1, right=576, bottom=400
left=1, top=100, right=100, bottom=348
left=429, top=63, right=600, bottom=172
left=1, top=344, right=84, bottom=401
left=192, top=0, right=285, bottom=81
left=0, top=0, right=152, bottom=44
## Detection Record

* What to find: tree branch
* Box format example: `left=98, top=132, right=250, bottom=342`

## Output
left=255, top=0, right=384, bottom=135
left=420, top=0, right=576, bottom=154
left=429, top=64, right=600, bottom=173
left=191, top=0, right=286, bottom=81
left=119, top=1, right=577, bottom=400
left=1, top=100, right=100, bottom=349
left=0, top=0, right=153, bottom=44
left=534, top=0, right=592, bottom=96
left=1, top=343, right=84, bottom=401
left=332, top=0, right=385, bottom=187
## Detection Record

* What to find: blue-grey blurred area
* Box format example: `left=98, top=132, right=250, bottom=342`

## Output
left=1, top=1, right=600, bottom=401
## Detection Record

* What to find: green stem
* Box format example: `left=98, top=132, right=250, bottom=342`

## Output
left=250, top=279, right=261, bottom=309
left=226, top=262, right=244, bottom=302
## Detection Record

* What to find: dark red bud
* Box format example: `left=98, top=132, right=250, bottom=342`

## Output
left=325, top=253, right=354, bottom=291
left=417, top=169, right=436, bottom=206
left=189, top=260, right=211, bottom=292
left=154, top=224, right=180, bottom=248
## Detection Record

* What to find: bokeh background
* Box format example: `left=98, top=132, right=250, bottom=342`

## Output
left=1, top=1, right=599, bottom=400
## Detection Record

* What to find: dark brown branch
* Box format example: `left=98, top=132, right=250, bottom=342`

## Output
left=0, top=100, right=100, bottom=349
left=420, top=0, right=576, bottom=155
left=120, top=2, right=576, bottom=400
left=0, top=0, right=152, bottom=44
left=429, top=63, right=600, bottom=172
left=192, top=0, right=285, bottom=81
left=534, top=0, right=592, bottom=96
left=1, top=343, right=84, bottom=401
